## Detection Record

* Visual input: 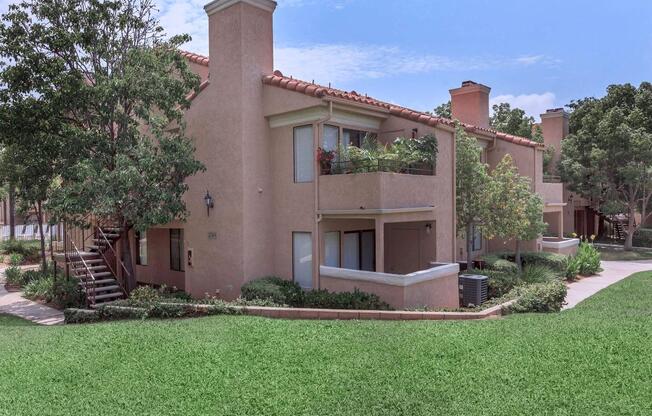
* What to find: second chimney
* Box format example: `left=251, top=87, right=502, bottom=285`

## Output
left=449, top=80, right=491, bottom=128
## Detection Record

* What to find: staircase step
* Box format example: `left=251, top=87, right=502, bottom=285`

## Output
left=79, top=278, right=117, bottom=286
left=74, top=265, right=108, bottom=272
left=92, top=239, right=112, bottom=244
left=101, top=227, right=121, bottom=233
left=92, top=291, right=124, bottom=301
left=91, top=271, right=113, bottom=278
left=88, top=285, right=121, bottom=293
left=102, top=233, right=120, bottom=238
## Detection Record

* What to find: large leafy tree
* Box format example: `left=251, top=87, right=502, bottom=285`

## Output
left=455, top=124, right=490, bottom=268
left=559, top=83, right=652, bottom=250
left=432, top=101, right=452, bottom=118
left=0, top=0, right=204, bottom=290
left=490, top=102, right=541, bottom=142
left=484, top=155, right=546, bottom=270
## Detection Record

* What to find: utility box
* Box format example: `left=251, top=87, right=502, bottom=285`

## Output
left=459, top=274, right=488, bottom=307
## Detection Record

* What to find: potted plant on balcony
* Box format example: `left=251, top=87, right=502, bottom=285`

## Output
left=317, top=147, right=335, bottom=174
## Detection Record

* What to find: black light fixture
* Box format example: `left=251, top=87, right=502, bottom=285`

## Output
left=204, top=190, right=214, bottom=216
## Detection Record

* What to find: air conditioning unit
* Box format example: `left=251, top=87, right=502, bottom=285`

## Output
left=459, top=274, right=488, bottom=307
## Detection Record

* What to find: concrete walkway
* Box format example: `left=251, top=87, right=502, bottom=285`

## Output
left=563, top=260, right=652, bottom=310
left=0, top=266, right=65, bottom=325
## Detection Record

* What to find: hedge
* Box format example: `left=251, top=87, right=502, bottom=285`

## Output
left=633, top=228, right=652, bottom=248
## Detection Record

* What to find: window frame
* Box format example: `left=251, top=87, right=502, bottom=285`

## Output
left=343, top=229, right=376, bottom=272
left=135, top=230, right=148, bottom=266
left=169, top=228, right=184, bottom=272
left=292, top=231, right=313, bottom=289
left=293, top=124, right=314, bottom=183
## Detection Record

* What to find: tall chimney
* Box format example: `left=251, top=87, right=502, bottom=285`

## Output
left=449, top=80, right=491, bottom=128
left=185, top=0, right=276, bottom=299
left=540, top=108, right=569, bottom=173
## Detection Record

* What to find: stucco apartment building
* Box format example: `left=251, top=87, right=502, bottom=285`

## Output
left=122, top=0, right=578, bottom=309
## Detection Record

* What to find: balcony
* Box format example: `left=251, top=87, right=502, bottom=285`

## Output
left=319, top=170, right=439, bottom=212
left=538, top=181, right=564, bottom=206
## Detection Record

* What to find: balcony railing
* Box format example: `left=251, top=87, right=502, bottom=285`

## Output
left=321, top=159, right=434, bottom=176
left=543, top=175, right=562, bottom=183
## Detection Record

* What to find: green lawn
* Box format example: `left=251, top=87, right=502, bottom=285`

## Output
left=598, top=247, right=652, bottom=261
left=0, top=313, right=34, bottom=327
left=1, top=273, right=652, bottom=416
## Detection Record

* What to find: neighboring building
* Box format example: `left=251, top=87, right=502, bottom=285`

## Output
left=66, top=0, right=575, bottom=309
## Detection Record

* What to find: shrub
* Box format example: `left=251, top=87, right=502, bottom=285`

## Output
left=574, top=242, right=602, bottom=276
left=509, top=280, right=567, bottom=313
left=520, top=265, right=558, bottom=284
left=0, top=239, right=41, bottom=260
left=633, top=228, right=652, bottom=248
left=23, top=275, right=84, bottom=308
left=520, top=252, right=567, bottom=274
left=468, top=267, right=518, bottom=299
left=97, top=305, right=148, bottom=321
left=302, top=288, right=392, bottom=310
left=129, top=286, right=162, bottom=303
left=4, top=266, right=23, bottom=285
left=563, top=255, right=581, bottom=281
left=64, top=308, right=100, bottom=324
left=9, top=253, right=24, bottom=266
left=241, top=277, right=304, bottom=306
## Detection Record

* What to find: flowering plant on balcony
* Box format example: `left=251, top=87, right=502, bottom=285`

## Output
left=317, top=147, right=336, bottom=174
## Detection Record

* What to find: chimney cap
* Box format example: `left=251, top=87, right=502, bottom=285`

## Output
left=205, top=0, right=277, bottom=15
left=449, top=80, right=491, bottom=96
left=541, top=108, right=569, bottom=119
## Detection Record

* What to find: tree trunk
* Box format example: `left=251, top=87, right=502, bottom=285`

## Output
left=466, top=222, right=474, bottom=272
left=515, top=240, right=522, bottom=274
left=121, top=221, right=136, bottom=293
left=36, top=201, right=47, bottom=272
left=8, top=185, right=15, bottom=240
left=624, top=206, right=636, bottom=251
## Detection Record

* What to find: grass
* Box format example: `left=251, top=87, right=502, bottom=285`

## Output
left=597, top=246, right=652, bottom=261
left=0, top=313, right=34, bottom=327
left=1, top=273, right=652, bottom=415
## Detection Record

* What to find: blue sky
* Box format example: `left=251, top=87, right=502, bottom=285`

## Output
left=3, top=0, right=651, bottom=120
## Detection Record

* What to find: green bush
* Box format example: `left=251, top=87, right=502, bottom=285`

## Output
left=241, top=277, right=304, bottom=306
left=4, top=266, right=23, bottom=285
left=563, top=255, right=581, bottom=281
left=633, top=228, right=652, bottom=248
left=129, top=286, right=161, bottom=303
left=509, top=280, right=567, bottom=313
left=9, top=253, right=24, bottom=266
left=0, top=240, right=40, bottom=261
left=468, top=267, right=518, bottom=299
left=64, top=308, right=100, bottom=324
left=520, top=252, right=567, bottom=273
left=574, top=242, right=602, bottom=276
left=520, top=265, right=558, bottom=284
left=302, top=288, right=392, bottom=310
left=23, top=274, right=84, bottom=309
left=480, top=255, right=519, bottom=274
left=97, top=305, right=148, bottom=321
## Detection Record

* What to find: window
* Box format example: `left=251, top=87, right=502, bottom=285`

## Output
left=170, top=229, right=184, bottom=272
left=343, top=230, right=375, bottom=271
left=323, top=125, right=339, bottom=152
left=136, top=230, right=148, bottom=266
left=293, top=232, right=313, bottom=289
left=342, top=128, right=370, bottom=148
left=472, top=224, right=482, bottom=252
left=294, top=125, right=314, bottom=183
left=324, top=231, right=340, bottom=267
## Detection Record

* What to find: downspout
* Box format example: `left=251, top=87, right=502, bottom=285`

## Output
left=313, top=100, right=334, bottom=289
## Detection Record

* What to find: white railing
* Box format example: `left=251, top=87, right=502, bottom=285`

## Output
left=320, top=263, right=460, bottom=287
left=0, top=224, right=62, bottom=241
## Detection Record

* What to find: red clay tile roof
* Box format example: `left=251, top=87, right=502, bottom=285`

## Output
left=180, top=50, right=210, bottom=66
left=186, top=79, right=210, bottom=102
left=180, top=51, right=543, bottom=149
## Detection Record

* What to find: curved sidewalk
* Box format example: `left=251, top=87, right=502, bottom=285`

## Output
left=0, top=267, right=65, bottom=325
left=563, top=260, right=652, bottom=310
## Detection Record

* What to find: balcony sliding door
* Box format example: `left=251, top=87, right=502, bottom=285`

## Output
left=343, top=230, right=375, bottom=272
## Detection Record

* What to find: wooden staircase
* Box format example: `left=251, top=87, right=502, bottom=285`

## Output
left=62, top=221, right=128, bottom=308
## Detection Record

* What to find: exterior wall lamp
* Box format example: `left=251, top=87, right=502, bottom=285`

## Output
left=204, top=190, right=214, bottom=216
left=425, top=223, right=432, bottom=235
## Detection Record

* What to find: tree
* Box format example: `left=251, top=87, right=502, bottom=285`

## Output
left=559, top=83, right=652, bottom=250
left=484, top=155, right=547, bottom=270
left=455, top=124, right=490, bottom=268
left=432, top=101, right=452, bottom=118
left=0, top=101, right=67, bottom=271
left=0, top=0, right=204, bottom=291
left=490, top=102, right=540, bottom=141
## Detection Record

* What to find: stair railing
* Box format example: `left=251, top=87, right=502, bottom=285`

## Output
left=97, top=227, right=129, bottom=296
left=71, top=240, right=96, bottom=306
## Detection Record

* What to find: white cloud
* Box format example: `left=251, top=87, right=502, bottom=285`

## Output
left=275, top=44, right=560, bottom=85
left=490, top=92, right=557, bottom=120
